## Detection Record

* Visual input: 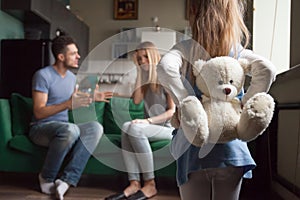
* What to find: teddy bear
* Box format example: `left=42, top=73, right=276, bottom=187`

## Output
left=178, top=56, right=275, bottom=147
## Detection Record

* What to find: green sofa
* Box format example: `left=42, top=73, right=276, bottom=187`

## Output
left=0, top=93, right=176, bottom=177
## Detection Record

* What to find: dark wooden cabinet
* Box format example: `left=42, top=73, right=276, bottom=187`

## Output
left=0, top=39, right=52, bottom=98
left=0, top=0, right=89, bottom=98
left=1, top=0, right=89, bottom=60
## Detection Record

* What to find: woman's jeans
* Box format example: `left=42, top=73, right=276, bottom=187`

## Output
left=121, top=121, right=173, bottom=181
left=29, top=121, right=103, bottom=186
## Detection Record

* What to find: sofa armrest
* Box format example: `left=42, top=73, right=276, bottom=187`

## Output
left=0, top=99, right=13, bottom=148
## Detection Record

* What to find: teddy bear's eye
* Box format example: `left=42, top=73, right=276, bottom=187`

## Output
left=218, top=80, right=224, bottom=85
left=230, top=80, right=234, bottom=84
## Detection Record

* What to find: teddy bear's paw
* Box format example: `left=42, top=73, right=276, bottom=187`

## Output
left=180, top=96, right=205, bottom=123
left=244, top=93, right=275, bottom=121
left=180, top=96, right=209, bottom=147
left=192, top=130, right=208, bottom=147
left=238, top=92, right=275, bottom=141
left=181, top=122, right=209, bottom=147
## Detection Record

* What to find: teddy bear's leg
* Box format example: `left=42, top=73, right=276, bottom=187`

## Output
left=237, top=92, right=275, bottom=141
left=180, top=96, right=209, bottom=147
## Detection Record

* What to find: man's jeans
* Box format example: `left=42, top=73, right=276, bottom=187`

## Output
left=29, top=121, right=103, bottom=186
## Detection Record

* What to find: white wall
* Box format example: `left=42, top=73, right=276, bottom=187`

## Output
left=70, top=0, right=189, bottom=50
left=253, top=0, right=291, bottom=74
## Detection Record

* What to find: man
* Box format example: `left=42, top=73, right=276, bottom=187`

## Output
left=29, top=35, right=110, bottom=200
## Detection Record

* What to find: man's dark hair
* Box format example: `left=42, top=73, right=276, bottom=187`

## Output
left=51, top=35, right=76, bottom=59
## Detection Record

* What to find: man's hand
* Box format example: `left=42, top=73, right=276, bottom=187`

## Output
left=93, top=84, right=113, bottom=102
left=71, top=86, right=93, bottom=109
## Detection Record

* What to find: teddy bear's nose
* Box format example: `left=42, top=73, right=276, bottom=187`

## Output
left=224, top=88, right=231, bottom=95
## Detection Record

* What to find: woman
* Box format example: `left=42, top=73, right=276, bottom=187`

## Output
left=157, top=0, right=277, bottom=200
left=105, top=41, right=175, bottom=200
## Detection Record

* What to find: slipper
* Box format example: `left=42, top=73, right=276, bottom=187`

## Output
left=105, top=192, right=127, bottom=200
left=127, top=190, right=148, bottom=200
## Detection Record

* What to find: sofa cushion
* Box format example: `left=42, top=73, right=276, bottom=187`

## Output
left=104, top=97, right=144, bottom=135
left=0, top=99, right=12, bottom=140
left=95, top=134, right=122, bottom=154
left=10, top=93, right=33, bottom=136
left=9, top=135, right=47, bottom=155
left=150, top=140, right=171, bottom=151
left=68, top=101, right=105, bottom=124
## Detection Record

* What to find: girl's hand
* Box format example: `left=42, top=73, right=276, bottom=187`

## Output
left=170, top=108, right=180, bottom=129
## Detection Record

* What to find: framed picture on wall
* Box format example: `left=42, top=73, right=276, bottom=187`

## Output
left=114, top=0, right=138, bottom=20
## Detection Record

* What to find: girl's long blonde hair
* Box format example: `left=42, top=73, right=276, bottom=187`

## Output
left=190, top=0, right=250, bottom=58
left=133, top=41, right=161, bottom=93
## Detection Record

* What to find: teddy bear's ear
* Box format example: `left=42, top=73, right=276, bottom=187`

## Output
left=193, top=59, right=206, bottom=76
left=238, top=58, right=251, bottom=74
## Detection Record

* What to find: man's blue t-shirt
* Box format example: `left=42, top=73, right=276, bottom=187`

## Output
left=31, top=66, right=76, bottom=123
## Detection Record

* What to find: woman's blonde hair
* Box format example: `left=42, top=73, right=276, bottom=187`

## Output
left=190, top=0, right=250, bottom=57
left=133, top=41, right=161, bottom=93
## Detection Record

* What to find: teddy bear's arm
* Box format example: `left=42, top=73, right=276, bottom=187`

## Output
left=239, top=49, right=277, bottom=105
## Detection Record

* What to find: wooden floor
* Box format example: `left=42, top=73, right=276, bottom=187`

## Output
left=0, top=172, right=180, bottom=200
left=0, top=172, right=283, bottom=200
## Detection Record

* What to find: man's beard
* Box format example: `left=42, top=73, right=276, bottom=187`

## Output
left=66, top=65, right=78, bottom=69
left=65, top=63, right=79, bottom=73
